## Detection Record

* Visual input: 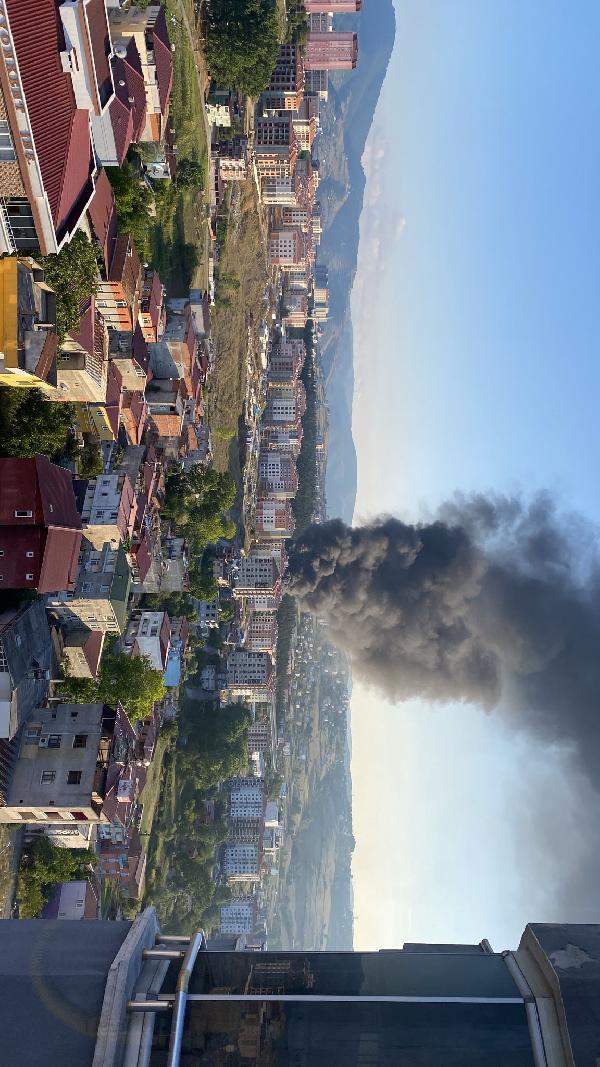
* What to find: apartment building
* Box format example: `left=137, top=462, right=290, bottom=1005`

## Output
left=305, top=32, right=359, bottom=71
left=255, top=498, right=296, bottom=539
left=304, top=0, right=362, bottom=9
left=230, top=780, right=265, bottom=820
left=268, top=226, right=305, bottom=269
left=0, top=0, right=96, bottom=254
left=97, top=233, right=142, bottom=339
left=223, top=843, right=261, bottom=882
left=122, top=610, right=171, bottom=672
left=58, top=296, right=110, bottom=403
left=220, top=898, right=255, bottom=935
left=75, top=471, right=136, bottom=544
left=245, top=613, right=278, bottom=653
left=0, top=702, right=132, bottom=825
left=263, top=381, right=307, bottom=427
left=0, top=600, right=53, bottom=742
left=259, top=451, right=299, bottom=498
left=268, top=339, right=306, bottom=380
left=108, top=3, right=173, bottom=141
left=0, top=456, right=82, bottom=593
left=254, top=116, right=298, bottom=179
left=226, top=651, right=274, bottom=692
left=0, top=256, right=57, bottom=390
left=48, top=538, right=131, bottom=634
left=234, top=553, right=281, bottom=594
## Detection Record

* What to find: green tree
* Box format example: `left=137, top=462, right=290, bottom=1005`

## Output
left=0, top=387, right=74, bottom=458
left=18, top=837, right=95, bottom=918
left=61, top=650, right=165, bottom=724
left=41, top=231, right=99, bottom=342
left=205, top=0, right=280, bottom=97
left=176, top=158, right=204, bottom=189
left=79, top=441, right=104, bottom=477
left=106, top=162, right=154, bottom=259
left=163, top=467, right=237, bottom=550
left=142, top=591, right=198, bottom=620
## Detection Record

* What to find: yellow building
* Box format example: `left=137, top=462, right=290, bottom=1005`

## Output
left=0, top=256, right=58, bottom=392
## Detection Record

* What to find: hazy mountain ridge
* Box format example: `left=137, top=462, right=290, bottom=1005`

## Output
left=317, top=1, right=396, bottom=522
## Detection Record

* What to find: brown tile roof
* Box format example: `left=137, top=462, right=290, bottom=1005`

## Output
left=151, top=6, right=174, bottom=117
left=88, top=168, right=118, bottom=275
left=86, top=0, right=113, bottom=107
left=113, top=37, right=147, bottom=143
left=108, top=94, right=134, bottom=168
left=148, top=413, right=183, bottom=440
left=109, top=234, right=141, bottom=310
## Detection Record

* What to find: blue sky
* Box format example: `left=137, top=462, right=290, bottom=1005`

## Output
left=350, top=0, right=600, bottom=950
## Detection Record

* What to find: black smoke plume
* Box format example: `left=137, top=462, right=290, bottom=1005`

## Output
left=287, top=495, right=600, bottom=783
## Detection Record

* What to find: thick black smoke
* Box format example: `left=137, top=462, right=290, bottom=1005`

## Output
left=287, top=495, right=600, bottom=784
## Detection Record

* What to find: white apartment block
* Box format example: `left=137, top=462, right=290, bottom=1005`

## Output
left=223, top=844, right=261, bottom=881
left=220, top=899, right=254, bottom=935
left=122, top=611, right=170, bottom=671
left=233, top=554, right=280, bottom=596
left=230, top=783, right=265, bottom=819
left=227, top=651, right=273, bottom=690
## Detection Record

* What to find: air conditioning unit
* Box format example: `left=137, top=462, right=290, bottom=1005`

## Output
left=38, top=736, right=49, bottom=748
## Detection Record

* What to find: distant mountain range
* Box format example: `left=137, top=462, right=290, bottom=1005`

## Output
left=317, top=0, right=396, bottom=522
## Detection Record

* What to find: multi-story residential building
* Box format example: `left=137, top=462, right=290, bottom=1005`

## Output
left=99, top=37, right=147, bottom=167
left=281, top=206, right=310, bottom=232
left=108, top=3, right=173, bottom=142
left=97, top=233, right=141, bottom=340
left=58, top=296, right=110, bottom=403
left=305, top=0, right=362, bottom=9
left=263, top=381, right=307, bottom=427
left=247, top=717, right=273, bottom=754
left=304, top=68, right=329, bottom=99
left=220, top=897, right=255, bottom=935
left=305, top=31, right=359, bottom=70
left=292, top=97, right=320, bottom=150
left=260, top=175, right=297, bottom=205
left=223, top=843, right=261, bottom=882
left=198, top=599, right=219, bottom=628
left=0, top=600, right=52, bottom=743
left=255, top=539, right=288, bottom=574
left=255, top=498, right=296, bottom=539
left=226, top=651, right=274, bottom=693
left=254, top=116, right=297, bottom=179
left=268, top=339, right=306, bottom=380
left=313, top=262, right=330, bottom=321
left=61, top=629, right=104, bottom=681
left=0, top=256, right=57, bottom=390
left=259, top=451, right=299, bottom=498
left=261, top=44, right=304, bottom=110
left=0, top=0, right=97, bottom=254
left=0, top=702, right=134, bottom=825
left=229, top=779, right=265, bottom=819
left=261, top=425, right=304, bottom=456
left=245, top=612, right=279, bottom=653
left=48, top=537, right=131, bottom=634
left=233, top=554, right=281, bottom=599
left=268, top=226, right=305, bottom=269
left=0, top=456, right=82, bottom=593
left=122, top=610, right=171, bottom=672
left=307, top=12, right=333, bottom=31
left=139, top=269, right=165, bottom=343
left=282, top=289, right=309, bottom=328
left=75, top=472, right=136, bottom=544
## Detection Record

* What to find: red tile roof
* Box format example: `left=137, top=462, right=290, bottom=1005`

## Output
left=5, top=0, right=94, bottom=239
left=113, top=37, right=147, bottom=143
left=88, top=168, right=118, bottom=275
left=132, top=533, right=153, bottom=582
left=86, top=0, right=113, bottom=108
left=141, top=271, right=164, bottom=330
left=151, top=6, right=174, bottom=117
left=108, top=94, right=134, bottom=168
left=81, top=629, right=104, bottom=678
left=109, top=234, right=141, bottom=311
left=34, top=330, right=58, bottom=384
left=133, top=322, right=150, bottom=377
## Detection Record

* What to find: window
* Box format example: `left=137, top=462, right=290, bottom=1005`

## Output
left=25, top=551, right=34, bottom=558
left=19, top=812, right=37, bottom=821
left=0, top=120, right=16, bottom=161
left=14, top=510, right=32, bottom=518
left=70, top=711, right=78, bottom=719
left=67, top=770, right=82, bottom=785
left=48, top=735, right=61, bottom=748
left=72, top=734, right=87, bottom=749
left=40, top=771, right=55, bottom=784
left=25, top=573, right=34, bottom=581
left=0, top=551, right=3, bottom=557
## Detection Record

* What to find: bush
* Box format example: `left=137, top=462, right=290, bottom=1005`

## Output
left=0, top=387, right=74, bottom=459
left=41, top=232, right=99, bottom=343
left=106, top=162, right=154, bottom=260
left=18, top=837, right=94, bottom=918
